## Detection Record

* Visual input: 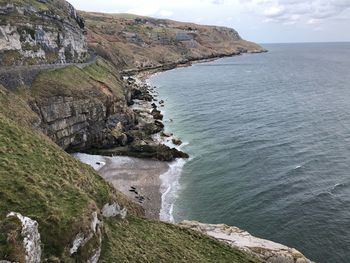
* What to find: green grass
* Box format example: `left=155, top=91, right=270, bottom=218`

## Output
left=0, top=108, right=142, bottom=261
left=0, top=114, right=107, bottom=260
left=101, top=216, right=261, bottom=263
left=31, top=58, right=125, bottom=101
left=0, top=85, right=39, bottom=127
left=0, top=0, right=49, bottom=11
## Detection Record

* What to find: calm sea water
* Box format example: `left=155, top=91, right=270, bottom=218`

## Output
left=149, top=43, right=350, bottom=263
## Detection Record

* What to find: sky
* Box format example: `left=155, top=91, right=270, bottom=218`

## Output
left=67, top=0, right=350, bottom=43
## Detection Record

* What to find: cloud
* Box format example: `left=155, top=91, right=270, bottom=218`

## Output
left=241, top=0, right=350, bottom=25
left=212, top=0, right=225, bottom=4
left=127, top=5, right=159, bottom=16
left=159, top=10, right=174, bottom=17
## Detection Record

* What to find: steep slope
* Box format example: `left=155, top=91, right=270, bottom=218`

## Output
left=81, top=12, right=266, bottom=71
left=27, top=58, right=135, bottom=151
left=0, top=85, right=260, bottom=263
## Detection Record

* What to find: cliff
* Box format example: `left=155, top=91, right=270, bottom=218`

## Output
left=0, top=84, right=260, bottom=262
left=81, top=12, right=266, bottom=72
left=0, top=0, right=88, bottom=66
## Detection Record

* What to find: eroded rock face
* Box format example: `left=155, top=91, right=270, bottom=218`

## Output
left=6, top=212, right=41, bottom=263
left=31, top=95, right=135, bottom=151
left=179, top=221, right=314, bottom=263
left=0, top=1, right=88, bottom=66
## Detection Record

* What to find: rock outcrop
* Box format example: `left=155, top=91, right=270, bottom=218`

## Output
left=0, top=0, right=88, bottom=66
left=101, top=202, right=127, bottom=219
left=6, top=212, right=41, bottom=263
left=179, top=221, right=314, bottom=263
left=31, top=94, right=135, bottom=151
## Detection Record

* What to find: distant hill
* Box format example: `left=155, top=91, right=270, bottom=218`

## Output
left=81, top=11, right=266, bottom=71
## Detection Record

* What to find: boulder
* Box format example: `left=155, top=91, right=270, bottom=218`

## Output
left=172, top=138, right=182, bottom=146
left=151, top=109, right=163, bottom=120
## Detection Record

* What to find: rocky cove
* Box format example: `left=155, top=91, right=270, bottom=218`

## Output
left=0, top=0, right=314, bottom=262
left=75, top=70, right=314, bottom=263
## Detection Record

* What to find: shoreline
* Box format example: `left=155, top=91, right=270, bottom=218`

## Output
left=78, top=50, right=267, bottom=221
left=122, top=49, right=268, bottom=78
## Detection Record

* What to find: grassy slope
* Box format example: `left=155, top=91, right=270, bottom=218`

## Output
left=0, top=86, right=260, bottom=262
left=82, top=11, right=264, bottom=70
left=30, top=58, right=125, bottom=101
left=101, top=216, right=261, bottom=263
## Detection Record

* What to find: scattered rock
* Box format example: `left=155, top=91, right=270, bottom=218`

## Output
left=172, top=138, right=182, bottom=146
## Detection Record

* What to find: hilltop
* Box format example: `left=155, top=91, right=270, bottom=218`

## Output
left=82, top=11, right=266, bottom=72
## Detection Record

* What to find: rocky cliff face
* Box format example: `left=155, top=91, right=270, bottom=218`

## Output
left=26, top=61, right=137, bottom=152
left=31, top=95, right=133, bottom=151
left=0, top=0, right=88, bottom=66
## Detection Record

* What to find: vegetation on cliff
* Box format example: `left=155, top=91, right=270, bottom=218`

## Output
left=81, top=12, right=265, bottom=71
left=0, top=86, right=260, bottom=262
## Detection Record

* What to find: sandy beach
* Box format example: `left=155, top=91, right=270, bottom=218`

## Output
left=75, top=153, right=170, bottom=219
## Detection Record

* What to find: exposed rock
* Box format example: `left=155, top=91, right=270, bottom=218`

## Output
left=179, top=221, right=314, bottom=263
left=30, top=95, right=135, bottom=151
left=87, top=248, right=101, bottom=263
left=0, top=1, right=88, bottom=66
left=151, top=108, right=163, bottom=120
left=172, top=138, right=182, bottom=146
left=69, top=211, right=102, bottom=262
left=7, top=212, right=41, bottom=263
left=101, top=202, right=127, bottom=219
left=70, top=232, right=86, bottom=255
left=161, top=132, right=172, bottom=137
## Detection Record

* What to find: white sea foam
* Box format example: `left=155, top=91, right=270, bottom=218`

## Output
left=155, top=132, right=188, bottom=222
left=159, top=158, right=186, bottom=222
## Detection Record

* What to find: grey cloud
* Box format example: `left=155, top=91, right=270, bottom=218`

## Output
left=257, top=0, right=350, bottom=24
left=212, top=0, right=224, bottom=5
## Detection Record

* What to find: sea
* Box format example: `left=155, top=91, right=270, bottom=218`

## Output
left=148, top=43, right=350, bottom=263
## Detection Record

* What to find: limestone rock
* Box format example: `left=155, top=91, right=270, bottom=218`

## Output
left=179, top=221, right=314, bottom=263
left=69, top=211, right=102, bottom=262
left=7, top=212, right=42, bottom=263
left=0, top=1, right=88, bottom=66
left=101, top=202, right=127, bottom=219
